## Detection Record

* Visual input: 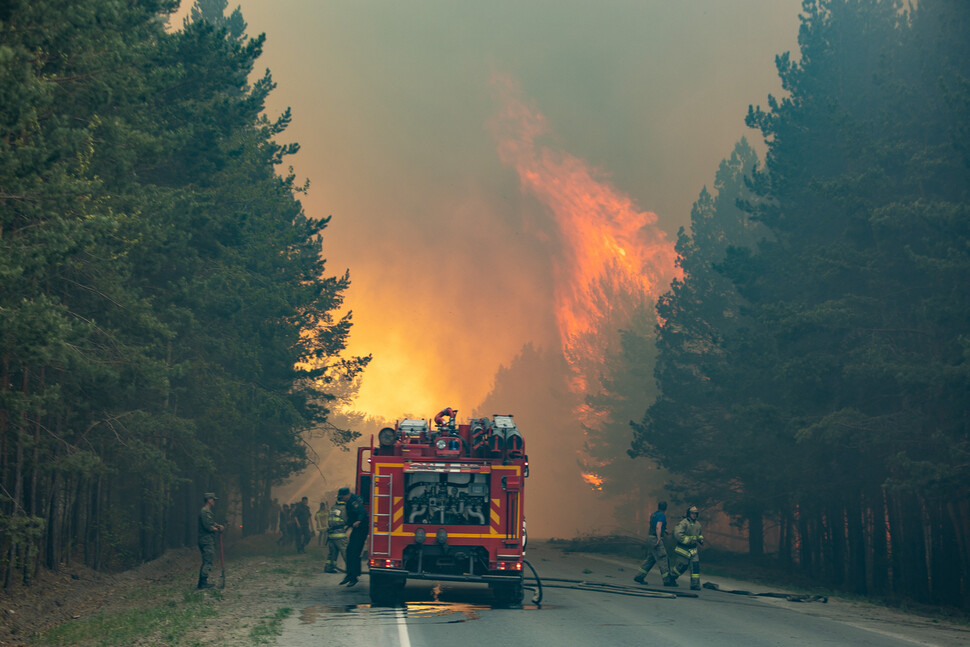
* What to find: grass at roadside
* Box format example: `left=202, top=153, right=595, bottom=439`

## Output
left=30, top=587, right=220, bottom=647
left=248, top=607, right=292, bottom=645
left=25, top=534, right=325, bottom=647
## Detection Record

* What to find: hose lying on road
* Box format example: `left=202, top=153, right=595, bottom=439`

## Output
left=523, top=576, right=693, bottom=600
left=702, top=581, right=827, bottom=603
left=522, top=559, right=543, bottom=605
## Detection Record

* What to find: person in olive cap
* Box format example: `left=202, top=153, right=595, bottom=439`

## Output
left=338, top=487, right=368, bottom=586
left=197, top=492, right=225, bottom=589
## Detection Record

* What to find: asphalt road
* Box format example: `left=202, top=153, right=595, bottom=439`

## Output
left=275, top=543, right=969, bottom=647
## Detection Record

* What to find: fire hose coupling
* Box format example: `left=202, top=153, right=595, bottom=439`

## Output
left=414, top=528, right=426, bottom=544
left=435, top=528, right=448, bottom=544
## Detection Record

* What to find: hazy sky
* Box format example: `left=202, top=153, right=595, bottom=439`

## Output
left=189, top=0, right=802, bottom=420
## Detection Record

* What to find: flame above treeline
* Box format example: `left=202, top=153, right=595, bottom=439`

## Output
left=489, top=73, right=680, bottom=395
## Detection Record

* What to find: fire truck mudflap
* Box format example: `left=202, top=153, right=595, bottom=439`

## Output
left=357, top=408, right=528, bottom=606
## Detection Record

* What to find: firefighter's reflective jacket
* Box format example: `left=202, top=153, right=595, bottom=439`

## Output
left=673, top=517, right=704, bottom=560
left=327, top=502, right=348, bottom=539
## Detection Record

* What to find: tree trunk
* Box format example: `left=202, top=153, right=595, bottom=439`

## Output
left=747, top=508, right=764, bottom=557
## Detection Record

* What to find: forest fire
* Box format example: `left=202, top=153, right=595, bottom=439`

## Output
left=581, top=472, right=605, bottom=491
left=489, top=73, right=680, bottom=399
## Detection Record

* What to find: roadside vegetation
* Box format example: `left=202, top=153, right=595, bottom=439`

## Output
left=5, top=535, right=317, bottom=647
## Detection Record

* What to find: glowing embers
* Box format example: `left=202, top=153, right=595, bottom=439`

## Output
left=581, top=472, right=604, bottom=491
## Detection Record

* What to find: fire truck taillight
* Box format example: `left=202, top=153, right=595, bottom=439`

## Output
left=414, top=528, right=426, bottom=544
left=370, top=558, right=401, bottom=568
left=496, top=561, right=522, bottom=571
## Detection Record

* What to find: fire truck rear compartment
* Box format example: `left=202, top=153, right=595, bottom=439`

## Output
left=404, top=472, right=489, bottom=526
left=402, top=543, right=491, bottom=577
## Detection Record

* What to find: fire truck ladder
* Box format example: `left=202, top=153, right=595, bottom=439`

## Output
left=370, top=473, right=393, bottom=559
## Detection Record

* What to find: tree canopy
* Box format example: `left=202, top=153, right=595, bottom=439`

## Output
left=633, top=0, right=970, bottom=607
left=0, top=0, right=367, bottom=585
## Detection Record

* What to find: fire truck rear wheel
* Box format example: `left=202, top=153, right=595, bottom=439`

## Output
left=369, top=574, right=405, bottom=607
left=491, top=581, right=524, bottom=607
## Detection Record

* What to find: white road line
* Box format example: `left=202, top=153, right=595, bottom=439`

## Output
left=395, top=607, right=411, bottom=647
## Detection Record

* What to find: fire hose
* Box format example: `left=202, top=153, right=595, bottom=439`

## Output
left=520, top=568, right=692, bottom=604
left=522, top=559, right=543, bottom=605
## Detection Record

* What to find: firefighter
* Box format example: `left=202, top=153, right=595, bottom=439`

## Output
left=324, top=495, right=349, bottom=573
left=670, top=505, right=705, bottom=590
left=197, top=492, right=225, bottom=589
left=634, top=501, right=675, bottom=586
left=338, top=486, right=368, bottom=587
left=315, top=500, right=329, bottom=547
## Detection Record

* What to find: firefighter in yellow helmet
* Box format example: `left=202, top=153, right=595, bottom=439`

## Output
left=670, top=505, right=705, bottom=590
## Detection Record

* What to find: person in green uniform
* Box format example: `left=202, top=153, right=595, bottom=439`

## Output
left=294, top=496, right=313, bottom=554
left=197, top=492, right=225, bottom=589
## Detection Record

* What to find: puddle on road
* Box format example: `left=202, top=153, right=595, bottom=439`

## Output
left=300, top=601, right=553, bottom=626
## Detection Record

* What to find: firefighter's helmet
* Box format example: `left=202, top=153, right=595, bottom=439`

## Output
left=686, top=505, right=698, bottom=518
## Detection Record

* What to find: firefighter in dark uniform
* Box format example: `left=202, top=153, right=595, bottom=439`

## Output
left=338, top=486, right=368, bottom=587
left=634, top=501, right=676, bottom=586
left=197, top=492, right=225, bottom=589
left=670, top=505, right=705, bottom=590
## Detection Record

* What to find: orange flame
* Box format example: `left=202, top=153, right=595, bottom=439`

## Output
left=489, top=74, right=679, bottom=397
left=581, top=472, right=605, bottom=491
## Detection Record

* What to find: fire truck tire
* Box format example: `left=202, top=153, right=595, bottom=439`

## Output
left=369, top=573, right=405, bottom=606
left=491, top=580, right=524, bottom=607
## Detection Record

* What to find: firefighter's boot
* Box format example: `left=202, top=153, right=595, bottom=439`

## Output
left=663, top=574, right=678, bottom=587
left=197, top=575, right=214, bottom=590
left=689, top=561, right=701, bottom=590
left=633, top=571, right=646, bottom=585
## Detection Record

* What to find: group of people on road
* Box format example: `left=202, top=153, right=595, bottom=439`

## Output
left=201, top=490, right=703, bottom=593
left=197, top=487, right=369, bottom=590
left=634, top=502, right=705, bottom=591
left=273, top=489, right=368, bottom=585
left=276, top=496, right=318, bottom=554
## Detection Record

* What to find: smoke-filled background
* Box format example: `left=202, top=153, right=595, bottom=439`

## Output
left=198, top=0, right=801, bottom=536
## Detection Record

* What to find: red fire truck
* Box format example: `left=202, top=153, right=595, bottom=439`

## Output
left=355, top=407, right=529, bottom=606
